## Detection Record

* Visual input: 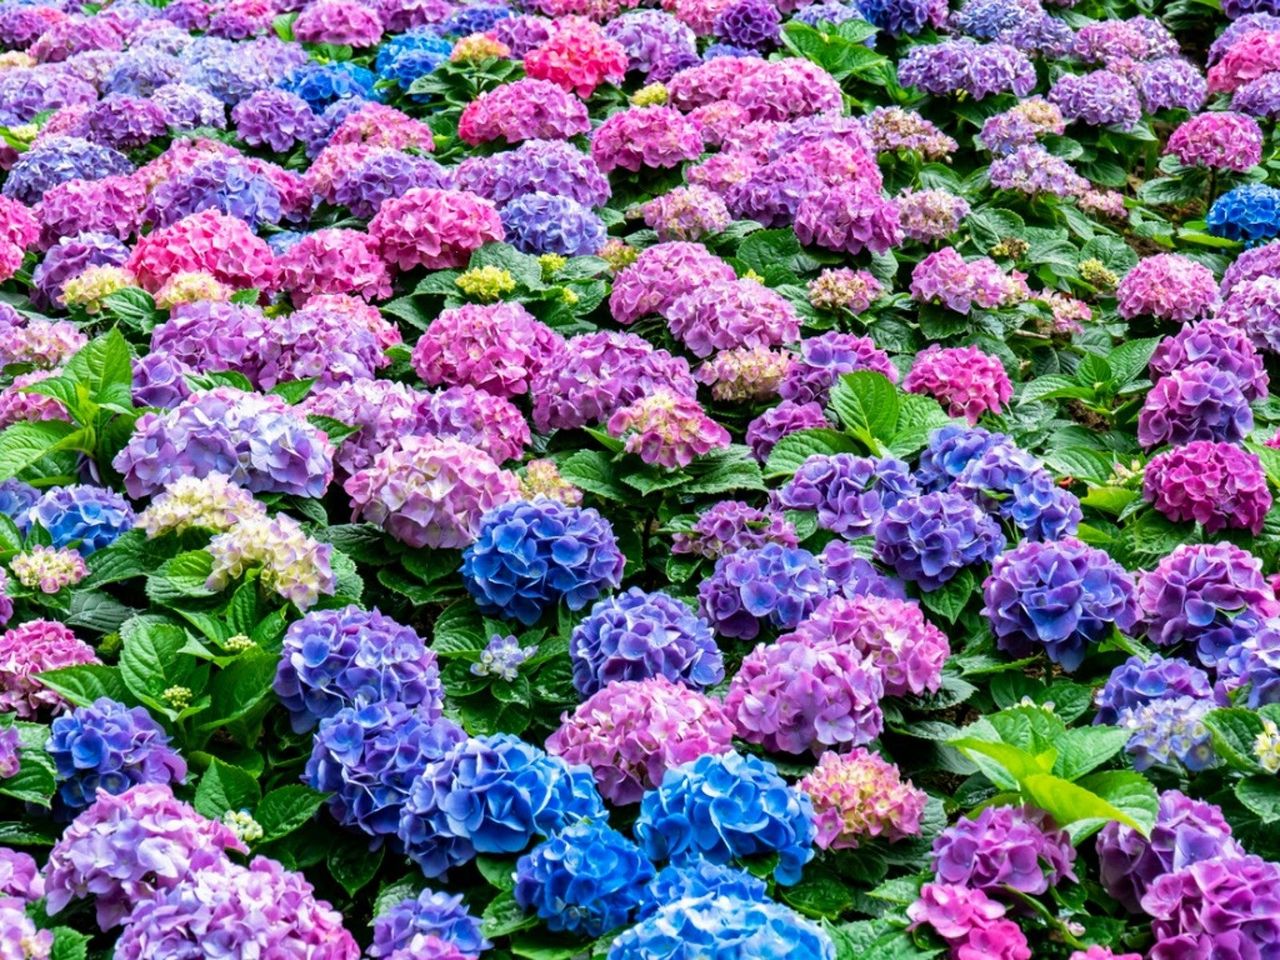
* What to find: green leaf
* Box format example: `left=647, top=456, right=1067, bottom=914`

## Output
left=1107, top=338, right=1161, bottom=387
left=63, top=328, right=134, bottom=409
left=255, top=786, right=327, bottom=842
left=558, top=450, right=630, bottom=501
left=476, top=855, right=517, bottom=892
left=120, top=616, right=188, bottom=701
left=682, top=447, right=765, bottom=495
left=0, top=822, right=56, bottom=846
left=35, top=664, right=131, bottom=708
left=828, top=371, right=900, bottom=446
left=0, top=420, right=83, bottom=482
left=0, top=749, right=55, bottom=806
left=764, top=429, right=859, bottom=478
left=1204, top=708, right=1267, bottom=773
left=1052, top=726, right=1131, bottom=781
left=269, top=378, right=315, bottom=405
left=950, top=738, right=1048, bottom=789
left=198, top=650, right=278, bottom=732
left=431, top=599, right=489, bottom=657
left=49, top=928, right=91, bottom=960
left=146, top=550, right=217, bottom=604
left=66, top=590, right=135, bottom=634
left=1238, top=776, right=1280, bottom=822
left=328, top=837, right=385, bottom=895
left=1040, top=447, right=1116, bottom=485
left=373, top=876, right=427, bottom=917
left=779, top=867, right=855, bottom=919
left=737, top=229, right=820, bottom=277
left=481, top=890, right=537, bottom=939
left=887, top=394, right=956, bottom=458
left=194, top=759, right=261, bottom=819
left=82, top=529, right=156, bottom=587
left=918, top=567, right=974, bottom=621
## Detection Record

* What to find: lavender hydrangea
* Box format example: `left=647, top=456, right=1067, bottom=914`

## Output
left=931, top=805, right=1076, bottom=895
left=874, top=491, right=1006, bottom=591
left=500, top=192, right=606, bottom=256
left=697, top=543, right=833, bottom=639
left=1094, top=654, right=1213, bottom=725
left=1137, top=363, right=1254, bottom=449
left=370, top=889, right=490, bottom=957
left=778, top=453, right=919, bottom=537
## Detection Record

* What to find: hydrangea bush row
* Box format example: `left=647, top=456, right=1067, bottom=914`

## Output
left=0, top=0, right=1275, bottom=955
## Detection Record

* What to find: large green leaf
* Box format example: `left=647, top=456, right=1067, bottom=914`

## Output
left=35, top=664, right=131, bottom=708
left=0, top=420, right=84, bottom=482
left=255, top=786, right=327, bottom=842
left=198, top=650, right=278, bottom=732
left=194, top=758, right=261, bottom=820
left=828, top=371, right=900, bottom=447
left=120, top=616, right=189, bottom=701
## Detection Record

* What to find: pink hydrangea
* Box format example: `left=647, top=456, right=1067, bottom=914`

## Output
left=524, top=26, right=628, bottom=97
left=276, top=228, right=393, bottom=305
left=904, top=345, right=1013, bottom=424
left=696, top=346, right=791, bottom=401
left=608, top=242, right=737, bottom=325
left=1166, top=111, right=1263, bottom=171
left=0, top=369, right=70, bottom=427
left=910, top=247, right=1028, bottom=314
left=666, top=55, right=767, bottom=109
left=44, top=784, right=247, bottom=930
left=665, top=278, right=802, bottom=357
left=808, top=268, right=884, bottom=313
left=327, top=102, right=435, bottom=152
left=799, top=748, right=927, bottom=850
left=1116, top=253, right=1219, bottom=322
left=591, top=106, right=703, bottom=173
left=301, top=379, right=421, bottom=476
left=368, top=188, right=503, bottom=272
left=794, top=182, right=902, bottom=256
left=731, top=58, right=843, bottom=121
left=293, top=0, right=384, bottom=45
left=1216, top=275, right=1280, bottom=353
left=457, top=78, right=592, bottom=145
left=724, top=636, right=885, bottom=755
left=1070, top=949, right=1142, bottom=960
left=546, top=676, right=735, bottom=804
left=0, top=314, right=85, bottom=368
left=410, top=302, right=566, bottom=398
left=0, top=196, right=37, bottom=253
left=1144, top=441, right=1271, bottom=534
left=642, top=186, right=732, bottom=242
left=413, top=386, right=531, bottom=464
left=0, top=619, right=97, bottom=718
left=344, top=436, right=520, bottom=549
left=126, top=209, right=278, bottom=294
left=783, top=594, right=949, bottom=697
left=908, top=884, right=1031, bottom=960
left=606, top=389, right=731, bottom=468
left=1208, top=29, right=1280, bottom=94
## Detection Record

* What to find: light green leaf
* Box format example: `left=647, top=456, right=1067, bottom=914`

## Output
left=0, top=420, right=83, bottom=482
left=828, top=371, right=900, bottom=445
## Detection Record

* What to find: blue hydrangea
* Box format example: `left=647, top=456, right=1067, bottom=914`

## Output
left=637, top=862, right=769, bottom=920
left=914, top=425, right=1008, bottom=492
left=2, top=136, right=133, bottom=206
left=570, top=587, right=723, bottom=696
left=0, top=479, right=38, bottom=534
left=378, top=48, right=449, bottom=92
left=635, top=752, right=815, bottom=886
left=515, top=821, right=655, bottom=938
left=399, top=733, right=608, bottom=878
left=461, top=499, right=626, bottom=628
left=983, top=538, right=1139, bottom=672
left=702, top=42, right=758, bottom=58
left=697, top=543, right=832, bottom=640
left=609, top=893, right=836, bottom=959
left=954, top=441, right=1081, bottom=542
left=267, top=230, right=307, bottom=256
left=46, top=697, right=187, bottom=816
left=1119, top=695, right=1217, bottom=772
left=441, top=2, right=511, bottom=35
left=375, top=31, right=453, bottom=75
left=1223, top=622, right=1280, bottom=708
left=951, top=0, right=1032, bottom=38
left=1094, top=653, right=1213, bottom=726
left=370, top=889, right=490, bottom=957
left=873, top=491, right=1005, bottom=591
left=855, top=0, right=937, bottom=34
left=147, top=157, right=285, bottom=230
left=1208, top=184, right=1280, bottom=245
left=777, top=453, right=918, bottom=537
left=304, top=701, right=465, bottom=847
left=278, top=62, right=379, bottom=110
left=29, top=485, right=135, bottom=556
left=273, top=604, right=444, bottom=733
left=819, top=540, right=908, bottom=600
left=500, top=192, right=608, bottom=257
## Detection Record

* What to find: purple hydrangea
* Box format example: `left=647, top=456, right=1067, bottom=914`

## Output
left=461, top=499, right=626, bottom=627
left=671, top=500, right=799, bottom=559
left=144, top=157, right=289, bottom=231
left=714, top=0, right=781, bottom=48
left=570, top=587, right=723, bottom=696
left=305, top=701, right=466, bottom=848
left=635, top=750, right=815, bottom=886
left=516, top=822, right=655, bottom=938
left=412, top=386, right=530, bottom=466
left=897, top=39, right=1036, bottom=99
left=931, top=805, right=1076, bottom=895
left=1144, top=441, right=1272, bottom=534
left=604, top=10, right=698, bottom=79
left=1149, top=319, right=1269, bottom=403
left=398, top=733, right=607, bottom=878
left=29, top=484, right=135, bottom=556
left=1050, top=70, right=1142, bottom=130
left=1094, top=654, right=1213, bottom=726
left=1096, top=790, right=1241, bottom=913
left=113, top=387, right=335, bottom=499
left=697, top=543, right=833, bottom=639
left=80, top=95, right=169, bottom=150
left=745, top=400, right=830, bottom=463
left=31, top=230, right=130, bottom=310
left=874, top=491, right=1006, bottom=591
left=274, top=604, right=444, bottom=733
left=724, top=636, right=884, bottom=754
left=856, top=0, right=943, bottom=34
left=778, top=333, right=897, bottom=407
left=331, top=150, right=452, bottom=219
left=954, top=441, right=1082, bottom=542
left=3, top=135, right=134, bottom=206
left=47, top=698, right=187, bottom=817
left=778, top=453, right=919, bottom=537
left=499, top=192, right=606, bottom=257
left=1221, top=621, right=1280, bottom=707
left=1137, top=57, right=1207, bottom=112
left=1143, top=854, right=1280, bottom=956
left=1137, top=363, right=1254, bottom=449
left=914, top=425, right=1008, bottom=492
left=370, top=889, right=490, bottom=957
left=983, top=538, right=1139, bottom=672
left=455, top=139, right=610, bottom=208
left=1120, top=695, right=1217, bottom=771
left=0, top=479, right=38, bottom=533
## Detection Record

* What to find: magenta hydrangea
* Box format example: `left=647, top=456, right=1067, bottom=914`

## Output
left=781, top=594, right=949, bottom=697
left=413, top=386, right=530, bottom=465
left=904, top=345, right=1012, bottom=424
left=745, top=400, right=830, bottom=463
left=591, top=106, right=703, bottom=173
left=908, top=884, right=1030, bottom=960
left=794, top=181, right=902, bottom=256
left=724, top=635, right=884, bottom=755
left=608, top=242, right=737, bottom=326
left=1217, top=275, right=1280, bottom=354
left=547, top=677, right=736, bottom=805
left=458, top=78, right=591, bottom=145
left=0, top=619, right=98, bottom=718
left=344, top=435, right=520, bottom=549
left=665, top=278, right=801, bottom=357
left=1116, top=254, right=1219, bottom=321
left=369, top=188, right=504, bottom=272
left=1166, top=111, right=1263, bottom=171
left=1142, top=854, right=1280, bottom=956
left=411, top=302, right=566, bottom=399
left=932, top=805, right=1077, bottom=895
left=1137, top=542, right=1277, bottom=648
left=1144, top=441, right=1271, bottom=534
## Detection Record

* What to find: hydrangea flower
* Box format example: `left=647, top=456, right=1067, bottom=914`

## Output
left=1137, top=363, right=1253, bottom=448
left=745, top=401, right=831, bottom=463
left=1144, top=441, right=1271, bottom=533
left=569, top=587, right=722, bottom=696
left=1119, top=694, right=1217, bottom=771
left=983, top=538, right=1139, bottom=672
left=10, top=545, right=88, bottom=594
left=778, top=454, right=917, bottom=537
left=592, top=106, right=702, bottom=173
left=1207, top=182, right=1280, bottom=244
left=609, top=242, right=736, bottom=326
left=932, top=805, right=1076, bottom=895
left=1094, top=653, right=1212, bottom=727
left=28, top=484, right=134, bottom=556
left=461, top=499, right=625, bottom=627
left=47, top=698, right=187, bottom=817
left=783, top=594, right=949, bottom=696
left=274, top=604, right=443, bottom=733
left=1166, top=111, right=1262, bottom=171
left=0, top=619, right=98, bottom=718
left=606, top=390, right=731, bottom=468
left=500, top=191, right=606, bottom=256
left=800, top=749, right=927, bottom=850
left=398, top=733, right=607, bottom=877
left=697, top=543, right=833, bottom=639
left=904, top=345, right=1012, bottom=425
left=457, top=78, right=591, bottom=145
left=897, top=38, right=1035, bottom=99
left=126, top=209, right=279, bottom=294
left=206, top=510, right=336, bottom=610
left=525, top=26, right=629, bottom=97
left=369, top=188, right=503, bottom=272
left=1116, top=254, right=1218, bottom=321
left=665, top=278, right=801, bottom=358
left=697, top=346, right=790, bottom=402
left=1142, top=855, right=1280, bottom=959
left=637, top=862, right=768, bottom=920
left=671, top=501, right=798, bottom=559
left=724, top=636, right=884, bottom=754
left=369, top=889, right=489, bottom=957
left=635, top=751, right=815, bottom=884
left=908, top=884, right=1029, bottom=960
left=642, top=186, right=731, bottom=242
left=874, top=491, right=1006, bottom=591
left=455, top=139, right=609, bottom=208
left=1149, top=318, right=1269, bottom=402
left=305, top=702, right=465, bottom=848
left=516, top=822, right=655, bottom=937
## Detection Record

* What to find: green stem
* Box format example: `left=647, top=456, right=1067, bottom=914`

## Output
left=1001, top=887, right=1087, bottom=950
